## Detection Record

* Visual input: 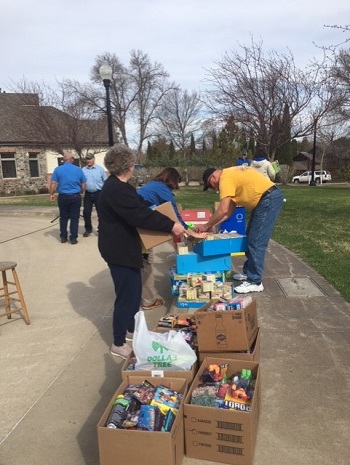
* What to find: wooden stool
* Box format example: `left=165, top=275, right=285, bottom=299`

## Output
left=0, top=261, right=30, bottom=325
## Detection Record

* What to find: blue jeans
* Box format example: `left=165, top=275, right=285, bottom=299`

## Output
left=243, top=187, right=284, bottom=284
left=58, top=194, right=81, bottom=241
left=108, top=264, right=142, bottom=346
left=83, top=191, right=101, bottom=232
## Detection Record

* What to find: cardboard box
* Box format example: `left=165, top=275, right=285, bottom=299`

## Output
left=184, top=358, right=261, bottom=465
left=181, top=209, right=212, bottom=225
left=193, top=232, right=248, bottom=257
left=176, top=251, right=232, bottom=274
left=97, top=376, right=187, bottom=465
left=198, top=327, right=261, bottom=363
left=121, top=352, right=198, bottom=382
left=176, top=299, right=209, bottom=309
left=137, top=202, right=178, bottom=250
left=195, top=300, right=258, bottom=352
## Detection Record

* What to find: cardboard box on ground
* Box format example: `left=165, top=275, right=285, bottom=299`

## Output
left=198, top=327, right=261, bottom=364
left=97, top=376, right=187, bottom=465
left=184, top=358, right=261, bottom=465
left=195, top=299, right=259, bottom=352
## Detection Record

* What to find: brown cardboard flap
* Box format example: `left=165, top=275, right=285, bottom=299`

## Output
left=137, top=202, right=178, bottom=249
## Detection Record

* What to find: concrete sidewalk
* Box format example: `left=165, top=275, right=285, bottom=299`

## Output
left=0, top=208, right=350, bottom=465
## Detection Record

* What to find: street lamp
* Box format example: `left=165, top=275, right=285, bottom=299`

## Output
left=99, top=62, right=114, bottom=147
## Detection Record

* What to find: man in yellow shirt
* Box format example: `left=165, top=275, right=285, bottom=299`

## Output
left=195, top=166, right=284, bottom=293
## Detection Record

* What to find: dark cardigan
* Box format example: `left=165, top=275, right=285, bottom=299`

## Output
left=98, top=176, right=175, bottom=268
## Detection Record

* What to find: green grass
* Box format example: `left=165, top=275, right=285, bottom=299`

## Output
left=1, top=186, right=350, bottom=301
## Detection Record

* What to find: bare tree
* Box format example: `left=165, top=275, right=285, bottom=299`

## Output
left=155, top=88, right=203, bottom=183
left=128, top=50, right=178, bottom=154
left=88, top=50, right=178, bottom=157
left=204, top=38, right=342, bottom=158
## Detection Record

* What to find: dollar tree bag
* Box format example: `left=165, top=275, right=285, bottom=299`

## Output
left=133, top=311, right=197, bottom=371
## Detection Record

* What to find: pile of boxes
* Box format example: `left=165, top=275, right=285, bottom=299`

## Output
left=97, top=207, right=261, bottom=465
left=173, top=231, right=248, bottom=308
left=97, top=297, right=260, bottom=465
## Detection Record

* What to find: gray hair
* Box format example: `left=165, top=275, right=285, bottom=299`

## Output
left=104, top=144, right=137, bottom=175
left=63, top=152, right=74, bottom=162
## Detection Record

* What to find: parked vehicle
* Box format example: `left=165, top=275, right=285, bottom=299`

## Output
left=130, top=164, right=150, bottom=187
left=292, top=170, right=332, bottom=184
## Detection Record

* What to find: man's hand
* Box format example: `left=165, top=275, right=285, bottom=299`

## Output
left=194, top=224, right=209, bottom=233
left=49, top=194, right=55, bottom=202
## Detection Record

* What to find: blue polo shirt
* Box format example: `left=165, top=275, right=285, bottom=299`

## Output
left=51, top=163, right=86, bottom=194
left=82, top=164, right=107, bottom=192
left=137, top=180, right=187, bottom=228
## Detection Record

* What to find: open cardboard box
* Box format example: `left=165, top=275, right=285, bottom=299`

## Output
left=195, top=299, right=258, bottom=352
left=184, top=358, right=261, bottom=465
left=137, top=201, right=178, bottom=249
left=97, top=376, right=188, bottom=465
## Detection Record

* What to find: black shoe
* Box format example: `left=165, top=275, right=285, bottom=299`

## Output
left=61, top=238, right=68, bottom=243
left=71, top=239, right=78, bottom=245
left=83, top=231, right=91, bottom=237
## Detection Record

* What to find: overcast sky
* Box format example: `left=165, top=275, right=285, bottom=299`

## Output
left=1, top=0, right=349, bottom=93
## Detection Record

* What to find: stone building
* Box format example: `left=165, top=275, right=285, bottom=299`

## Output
left=0, top=92, right=110, bottom=195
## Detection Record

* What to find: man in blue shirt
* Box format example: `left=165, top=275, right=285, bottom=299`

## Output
left=236, top=150, right=251, bottom=166
left=50, top=152, right=86, bottom=244
left=82, top=153, right=107, bottom=237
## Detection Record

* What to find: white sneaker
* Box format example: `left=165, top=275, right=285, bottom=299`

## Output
left=125, top=331, right=134, bottom=342
left=234, top=281, right=264, bottom=294
left=232, top=273, right=247, bottom=281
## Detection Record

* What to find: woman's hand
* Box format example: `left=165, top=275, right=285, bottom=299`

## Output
left=171, top=222, right=186, bottom=237
left=185, top=229, right=208, bottom=239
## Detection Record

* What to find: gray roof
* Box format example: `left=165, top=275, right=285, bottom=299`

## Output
left=0, top=92, right=109, bottom=148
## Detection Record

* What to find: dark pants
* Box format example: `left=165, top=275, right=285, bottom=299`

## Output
left=58, top=194, right=81, bottom=241
left=108, top=263, right=142, bottom=346
left=83, top=191, right=101, bottom=232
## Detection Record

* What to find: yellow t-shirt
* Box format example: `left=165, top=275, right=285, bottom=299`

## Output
left=219, top=166, right=275, bottom=209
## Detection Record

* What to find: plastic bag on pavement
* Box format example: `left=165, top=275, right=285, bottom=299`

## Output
left=133, top=311, right=197, bottom=371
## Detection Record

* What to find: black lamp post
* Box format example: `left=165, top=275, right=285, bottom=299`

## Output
left=99, top=62, right=114, bottom=147
left=309, top=119, right=317, bottom=186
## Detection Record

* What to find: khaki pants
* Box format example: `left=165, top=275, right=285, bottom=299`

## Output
left=141, top=249, right=159, bottom=307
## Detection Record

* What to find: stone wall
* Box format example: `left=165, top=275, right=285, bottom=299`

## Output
left=0, top=147, right=48, bottom=195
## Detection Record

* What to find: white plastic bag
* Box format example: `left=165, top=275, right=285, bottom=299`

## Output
left=133, top=311, right=197, bottom=371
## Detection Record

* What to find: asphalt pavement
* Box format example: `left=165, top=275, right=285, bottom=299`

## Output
left=0, top=206, right=349, bottom=465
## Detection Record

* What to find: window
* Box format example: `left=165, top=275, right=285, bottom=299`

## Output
left=29, top=153, right=40, bottom=177
left=0, top=153, right=17, bottom=178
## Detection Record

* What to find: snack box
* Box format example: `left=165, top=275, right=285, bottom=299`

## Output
left=98, top=376, right=187, bottom=465
left=176, top=251, right=232, bottom=274
left=193, top=232, right=248, bottom=257
left=184, top=358, right=261, bottom=465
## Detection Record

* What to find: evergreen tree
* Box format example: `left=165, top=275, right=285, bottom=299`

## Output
left=190, top=133, right=196, bottom=156
left=275, top=104, right=293, bottom=165
left=146, top=140, right=154, bottom=161
left=169, top=140, right=175, bottom=160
